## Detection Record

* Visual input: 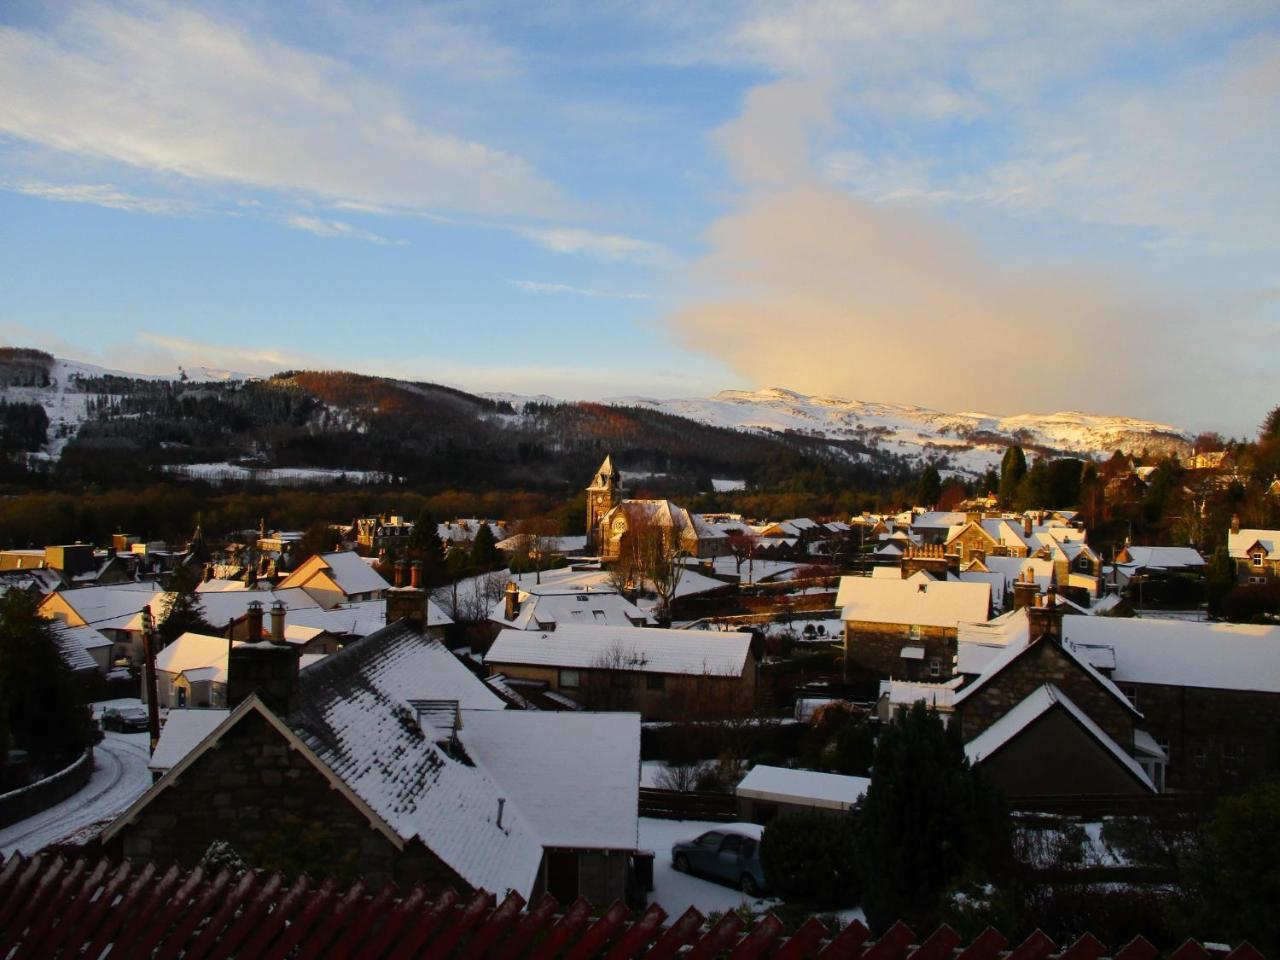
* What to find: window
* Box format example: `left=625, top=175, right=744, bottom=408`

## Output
left=592, top=610, right=607, bottom=623
left=1157, top=738, right=1171, bottom=764
left=928, top=658, right=941, bottom=678
left=1253, top=552, right=1265, bottom=567
left=1249, top=576, right=1266, bottom=585
left=1119, top=685, right=1139, bottom=710
left=719, top=835, right=743, bottom=854
left=697, top=832, right=723, bottom=847
left=909, top=625, right=922, bottom=641
left=558, top=669, right=580, bottom=689
left=646, top=674, right=666, bottom=692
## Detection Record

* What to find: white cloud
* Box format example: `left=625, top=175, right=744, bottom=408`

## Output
left=510, top=280, right=652, bottom=300
left=283, top=215, right=405, bottom=246
left=517, top=226, right=669, bottom=263
left=0, top=3, right=567, bottom=220
left=2, top=179, right=200, bottom=216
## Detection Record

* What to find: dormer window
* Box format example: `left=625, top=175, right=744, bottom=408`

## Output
left=1253, top=552, right=1265, bottom=567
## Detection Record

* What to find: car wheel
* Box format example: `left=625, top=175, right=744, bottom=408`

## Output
left=740, top=874, right=758, bottom=896
left=673, top=854, right=690, bottom=873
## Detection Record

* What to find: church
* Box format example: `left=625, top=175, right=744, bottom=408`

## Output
left=585, top=455, right=727, bottom=560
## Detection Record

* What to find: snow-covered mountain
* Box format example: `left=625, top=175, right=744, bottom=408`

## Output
left=607, top=387, right=1192, bottom=476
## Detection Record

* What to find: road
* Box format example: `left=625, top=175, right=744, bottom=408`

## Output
left=0, top=731, right=153, bottom=858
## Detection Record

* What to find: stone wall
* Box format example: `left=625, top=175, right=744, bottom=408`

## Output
left=957, top=640, right=1134, bottom=750
left=118, top=710, right=462, bottom=890
left=843, top=621, right=955, bottom=681
left=0, top=748, right=93, bottom=829
left=1125, top=681, right=1280, bottom=792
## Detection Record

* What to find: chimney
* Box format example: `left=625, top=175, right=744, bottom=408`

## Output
left=1012, top=569, right=1038, bottom=611
left=504, top=581, right=520, bottom=620
left=393, top=559, right=407, bottom=589
left=270, top=600, right=286, bottom=645
left=410, top=560, right=422, bottom=589
left=1023, top=515, right=1033, bottom=538
left=1231, top=514, right=1241, bottom=534
left=227, top=642, right=301, bottom=716
left=1026, top=586, right=1063, bottom=643
left=246, top=600, right=264, bottom=641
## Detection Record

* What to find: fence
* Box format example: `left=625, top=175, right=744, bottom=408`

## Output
left=0, top=852, right=1265, bottom=960
left=637, top=788, right=739, bottom=822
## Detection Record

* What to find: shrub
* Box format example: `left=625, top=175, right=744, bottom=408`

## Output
left=761, top=809, right=862, bottom=908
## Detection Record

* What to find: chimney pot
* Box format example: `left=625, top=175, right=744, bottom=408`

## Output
left=246, top=600, right=264, bottom=641
left=410, top=560, right=422, bottom=589
left=394, top=559, right=407, bottom=589
left=270, top=600, right=286, bottom=645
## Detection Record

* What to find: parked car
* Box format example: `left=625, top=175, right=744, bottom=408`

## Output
left=102, top=706, right=149, bottom=733
left=671, top=824, right=769, bottom=895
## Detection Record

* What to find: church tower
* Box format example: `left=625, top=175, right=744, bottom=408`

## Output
left=585, top=455, right=626, bottom=555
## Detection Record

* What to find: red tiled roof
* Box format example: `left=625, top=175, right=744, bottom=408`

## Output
left=0, top=852, right=1266, bottom=960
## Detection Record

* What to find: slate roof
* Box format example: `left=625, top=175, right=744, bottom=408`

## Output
left=314, top=551, right=391, bottom=595
left=1116, top=546, right=1205, bottom=570
left=155, top=632, right=237, bottom=683
left=50, top=623, right=109, bottom=673
left=489, top=588, right=653, bottom=630
left=285, top=622, right=542, bottom=896
left=964, top=684, right=1155, bottom=793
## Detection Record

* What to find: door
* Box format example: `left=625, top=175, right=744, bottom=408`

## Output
left=546, top=850, right=579, bottom=903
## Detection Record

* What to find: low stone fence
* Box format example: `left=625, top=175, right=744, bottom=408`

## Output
left=0, top=748, right=94, bottom=829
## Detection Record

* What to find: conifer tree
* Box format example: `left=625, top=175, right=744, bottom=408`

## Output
left=915, top=464, right=942, bottom=508
left=857, top=701, right=1009, bottom=933
left=999, top=445, right=1027, bottom=506
left=470, top=522, right=499, bottom=567
left=158, top=562, right=215, bottom=647
left=407, top=509, right=446, bottom=585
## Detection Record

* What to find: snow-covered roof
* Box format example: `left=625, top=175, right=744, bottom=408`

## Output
left=494, top=534, right=587, bottom=554
left=487, top=625, right=753, bottom=676
left=50, top=623, right=110, bottom=672
left=912, top=512, right=967, bottom=530
left=286, top=596, right=452, bottom=637
left=42, top=582, right=163, bottom=627
left=982, top=556, right=1055, bottom=592
left=953, top=610, right=1136, bottom=715
left=1117, top=546, right=1205, bottom=570
left=155, top=632, right=236, bottom=682
left=196, top=579, right=249, bottom=593
left=490, top=588, right=654, bottom=631
left=458, top=710, right=640, bottom=850
left=955, top=608, right=1031, bottom=675
left=958, top=571, right=1008, bottom=609
left=878, top=678, right=962, bottom=710
left=836, top=576, right=990, bottom=628
left=149, top=709, right=229, bottom=773
left=870, top=566, right=902, bottom=580
left=315, top=551, right=390, bottom=595
left=195, top=588, right=322, bottom=627
left=736, top=765, right=869, bottom=811
left=288, top=622, right=539, bottom=895
left=1061, top=617, right=1280, bottom=694
left=1227, top=529, right=1279, bottom=560
left=964, top=684, right=1155, bottom=792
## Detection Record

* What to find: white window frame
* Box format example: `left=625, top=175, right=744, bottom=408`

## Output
left=559, top=668, right=580, bottom=689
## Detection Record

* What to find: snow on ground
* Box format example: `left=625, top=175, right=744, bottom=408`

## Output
left=640, top=817, right=778, bottom=918
left=161, top=463, right=395, bottom=485
left=712, top=479, right=747, bottom=492
left=0, top=730, right=152, bottom=857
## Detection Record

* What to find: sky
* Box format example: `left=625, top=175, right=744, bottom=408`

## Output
left=0, top=1, right=1277, bottom=435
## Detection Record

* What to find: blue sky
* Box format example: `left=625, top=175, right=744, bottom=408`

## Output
left=0, top=1, right=1277, bottom=434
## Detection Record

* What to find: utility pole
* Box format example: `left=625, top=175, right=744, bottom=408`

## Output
left=140, top=606, right=161, bottom=754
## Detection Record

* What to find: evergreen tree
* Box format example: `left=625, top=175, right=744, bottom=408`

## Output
left=407, top=509, right=446, bottom=585
left=980, top=467, right=1000, bottom=497
left=470, top=522, right=499, bottom=567
left=158, top=563, right=215, bottom=647
left=1016, top=458, right=1052, bottom=510
left=1205, top=545, right=1237, bottom=617
left=915, top=464, right=942, bottom=508
left=999, top=446, right=1027, bottom=506
left=0, top=591, right=93, bottom=765
left=1181, top=779, right=1280, bottom=955
left=1260, top=404, right=1280, bottom=442
left=857, top=701, right=1010, bottom=933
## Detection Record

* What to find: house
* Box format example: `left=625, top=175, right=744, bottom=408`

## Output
left=1227, top=518, right=1280, bottom=584
left=735, top=765, right=869, bottom=823
left=836, top=574, right=991, bottom=682
left=50, top=622, right=114, bottom=676
left=149, top=632, right=238, bottom=708
left=952, top=602, right=1280, bottom=795
left=950, top=601, right=1156, bottom=798
left=1111, top=545, right=1206, bottom=589
left=38, top=583, right=166, bottom=664
left=485, top=624, right=757, bottom=720
left=276, top=551, right=391, bottom=607
left=488, top=582, right=654, bottom=633
left=106, top=621, right=645, bottom=905
left=355, top=514, right=414, bottom=554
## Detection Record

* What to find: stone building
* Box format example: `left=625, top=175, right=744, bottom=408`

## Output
left=1228, top=519, right=1280, bottom=584
left=837, top=573, right=991, bottom=682
left=485, top=624, right=757, bottom=721
left=105, top=621, right=643, bottom=905
left=585, top=455, right=626, bottom=555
